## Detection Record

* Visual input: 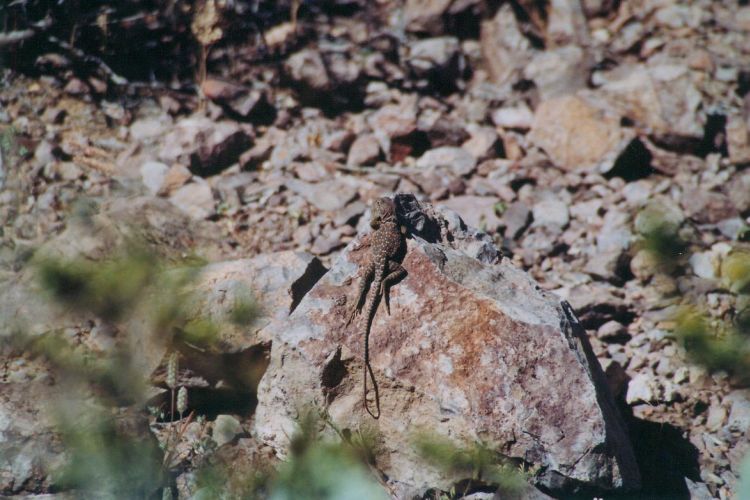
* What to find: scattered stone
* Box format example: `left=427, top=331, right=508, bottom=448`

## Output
left=212, top=415, right=243, bottom=447
left=597, top=320, right=630, bottom=343
left=480, top=4, right=532, bottom=86
left=285, top=49, right=331, bottom=91
left=403, top=0, right=452, bottom=34
left=491, top=104, right=534, bottom=130
left=347, top=134, right=381, bottom=167
left=438, top=195, right=503, bottom=232
left=726, top=391, right=750, bottom=433
left=706, top=405, right=727, bottom=432
left=407, top=37, right=460, bottom=79
left=529, top=95, right=632, bottom=172
left=532, top=193, right=570, bottom=230
left=140, top=161, right=169, bottom=196
left=168, top=180, right=214, bottom=220
left=626, top=373, right=657, bottom=405
left=502, top=201, right=532, bottom=239
left=689, top=251, right=717, bottom=280
left=201, top=79, right=272, bottom=120
left=159, top=164, right=193, bottom=196
left=285, top=179, right=358, bottom=212
left=416, top=146, right=477, bottom=176
left=461, top=125, right=498, bottom=160
left=524, top=46, right=589, bottom=100
left=159, top=115, right=252, bottom=176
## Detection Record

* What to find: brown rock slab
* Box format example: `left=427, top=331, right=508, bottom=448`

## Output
left=253, top=195, right=640, bottom=497
left=528, top=95, right=632, bottom=172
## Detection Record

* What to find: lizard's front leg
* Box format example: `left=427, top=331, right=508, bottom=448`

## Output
left=380, top=262, right=407, bottom=316
left=346, top=262, right=375, bottom=326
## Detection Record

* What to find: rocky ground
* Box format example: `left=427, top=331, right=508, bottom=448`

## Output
left=2, top=0, right=750, bottom=498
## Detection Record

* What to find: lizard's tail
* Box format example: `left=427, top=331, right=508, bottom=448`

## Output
left=363, top=332, right=380, bottom=419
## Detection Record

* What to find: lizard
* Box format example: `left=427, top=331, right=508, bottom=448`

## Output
left=346, top=196, right=407, bottom=419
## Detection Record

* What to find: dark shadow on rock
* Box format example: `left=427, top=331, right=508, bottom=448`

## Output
left=602, top=410, right=701, bottom=500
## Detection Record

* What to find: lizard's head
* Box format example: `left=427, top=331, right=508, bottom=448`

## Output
left=370, top=196, right=396, bottom=228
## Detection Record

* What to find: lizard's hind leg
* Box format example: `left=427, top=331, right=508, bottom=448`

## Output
left=347, top=263, right=375, bottom=326
left=380, top=263, right=406, bottom=316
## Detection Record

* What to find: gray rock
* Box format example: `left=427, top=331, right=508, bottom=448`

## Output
left=212, top=415, right=243, bottom=447
left=524, top=46, right=589, bottom=100
left=502, top=201, right=532, bottom=240
left=186, top=251, right=326, bottom=350
left=285, top=179, right=358, bottom=212
left=416, top=147, right=477, bottom=176
left=491, top=104, right=534, bottom=130
left=201, top=79, right=271, bottom=119
left=140, top=161, right=169, bottom=196
left=130, top=114, right=173, bottom=143
left=597, top=320, right=628, bottom=342
left=0, top=382, right=66, bottom=494
left=407, top=37, right=460, bottom=78
left=528, top=95, right=634, bottom=173
left=705, top=404, right=727, bottom=432
left=285, top=49, right=330, bottom=91
left=626, top=373, right=657, bottom=405
left=253, top=195, right=640, bottom=497
left=532, top=194, right=570, bottom=230
left=689, top=252, right=717, bottom=280
left=168, top=180, right=214, bottom=220
left=726, top=391, right=750, bottom=433
left=438, top=196, right=503, bottom=233
left=684, top=478, right=715, bottom=500
left=597, top=64, right=703, bottom=145
left=728, top=169, right=750, bottom=214
left=159, top=115, right=252, bottom=175
left=546, top=0, right=589, bottom=45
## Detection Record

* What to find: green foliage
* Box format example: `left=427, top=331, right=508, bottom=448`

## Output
left=412, top=431, right=527, bottom=496
left=36, top=248, right=158, bottom=322
left=53, top=405, right=164, bottom=499
left=634, top=205, right=689, bottom=271
left=673, top=307, right=749, bottom=379
left=269, top=410, right=388, bottom=500
left=3, top=239, right=263, bottom=497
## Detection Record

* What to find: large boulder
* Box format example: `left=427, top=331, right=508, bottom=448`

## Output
left=253, top=194, right=640, bottom=497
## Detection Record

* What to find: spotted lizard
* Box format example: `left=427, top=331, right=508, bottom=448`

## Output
left=347, top=196, right=407, bottom=419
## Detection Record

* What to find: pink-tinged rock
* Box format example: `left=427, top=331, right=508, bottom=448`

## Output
left=528, top=95, right=632, bottom=172
left=158, top=164, right=192, bottom=196
left=368, top=103, right=417, bottom=139
left=403, top=0, right=453, bottom=34
left=347, top=134, right=382, bottom=167
left=159, top=115, right=253, bottom=175
left=253, top=194, right=640, bottom=497
left=546, top=0, right=589, bottom=46
left=461, top=125, right=498, bottom=160
left=726, top=114, right=750, bottom=165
